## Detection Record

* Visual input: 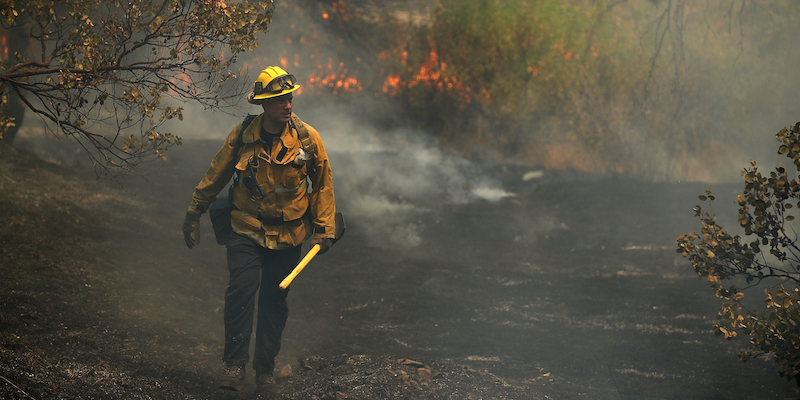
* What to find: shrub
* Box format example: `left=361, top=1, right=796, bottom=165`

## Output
left=677, top=122, right=800, bottom=385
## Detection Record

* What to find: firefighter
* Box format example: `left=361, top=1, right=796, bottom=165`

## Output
left=182, top=66, right=336, bottom=394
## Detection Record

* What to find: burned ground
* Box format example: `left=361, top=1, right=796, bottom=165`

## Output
left=1, top=142, right=799, bottom=400
left=0, top=145, right=539, bottom=400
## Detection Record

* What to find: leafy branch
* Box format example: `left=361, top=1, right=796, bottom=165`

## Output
left=677, top=121, right=800, bottom=385
left=0, top=0, right=274, bottom=170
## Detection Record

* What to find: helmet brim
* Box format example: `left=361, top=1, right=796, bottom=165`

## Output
left=248, top=85, right=300, bottom=104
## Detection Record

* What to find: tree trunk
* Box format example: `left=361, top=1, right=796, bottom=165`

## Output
left=0, top=25, right=28, bottom=146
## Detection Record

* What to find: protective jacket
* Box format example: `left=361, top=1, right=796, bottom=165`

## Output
left=187, top=113, right=335, bottom=249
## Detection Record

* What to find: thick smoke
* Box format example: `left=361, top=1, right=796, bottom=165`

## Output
left=158, top=3, right=518, bottom=249
left=16, top=1, right=800, bottom=248
left=165, top=99, right=518, bottom=249
left=302, top=103, right=517, bottom=248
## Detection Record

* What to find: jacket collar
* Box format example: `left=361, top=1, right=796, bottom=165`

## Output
left=240, top=113, right=298, bottom=145
left=240, top=113, right=300, bottom=164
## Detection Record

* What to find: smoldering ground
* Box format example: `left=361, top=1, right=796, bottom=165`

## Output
left=10, top=97, right=800, bottom=399
left=6, top=2, right=800, bottom=399
left=11, top=54, right=800, bottom=400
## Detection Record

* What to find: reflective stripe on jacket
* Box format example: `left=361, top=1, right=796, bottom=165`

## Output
left=188, top=113, right=336, bottom=249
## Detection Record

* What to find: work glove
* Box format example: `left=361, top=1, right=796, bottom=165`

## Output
left=311, top=237, right=334, bottom=254
left=182, top=212, right=201, bottom=249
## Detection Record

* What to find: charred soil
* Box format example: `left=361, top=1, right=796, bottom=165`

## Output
left=0, top=145, right=528, bottom=400
left=2, top=142, right=800, bottom=400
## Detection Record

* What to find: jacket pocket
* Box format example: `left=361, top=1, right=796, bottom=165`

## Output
left=234, top=143, right=259, bottom=170
left=230, top=210, right=263, bottom=233
left=279, top=163, right=307, bottom=191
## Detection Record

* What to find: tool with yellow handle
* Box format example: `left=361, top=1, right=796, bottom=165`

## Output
left=279, top=212, right=345, bottom=289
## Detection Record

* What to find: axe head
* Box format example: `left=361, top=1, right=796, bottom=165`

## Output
left=333, top=212, right=346, bottom=244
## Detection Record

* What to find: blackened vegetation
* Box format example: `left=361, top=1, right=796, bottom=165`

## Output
left=282, top=355, right=528, bottom=399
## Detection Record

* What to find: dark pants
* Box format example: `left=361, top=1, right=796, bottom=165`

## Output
left=222, top=233, right=301, bottom=374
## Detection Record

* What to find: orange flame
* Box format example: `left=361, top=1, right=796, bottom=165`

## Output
left=330, top=1, right=350, bottom=22
left=306, top=59, right=362, bottom=96
left=382, top=74, right=402, bottom=96
left=380, top=48, right=478, bottom=107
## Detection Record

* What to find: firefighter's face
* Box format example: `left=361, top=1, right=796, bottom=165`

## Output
left=261, top=94, right=293, bottom=126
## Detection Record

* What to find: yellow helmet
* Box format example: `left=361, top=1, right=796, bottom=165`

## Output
left=247, top=66, right=300, bottom=104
